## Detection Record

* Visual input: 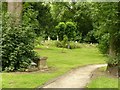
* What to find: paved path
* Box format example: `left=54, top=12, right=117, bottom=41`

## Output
left=42, top=64, right=107, bottom=88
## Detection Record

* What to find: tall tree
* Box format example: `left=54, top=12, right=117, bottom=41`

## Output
left=91, top=2, right=120, bottom=75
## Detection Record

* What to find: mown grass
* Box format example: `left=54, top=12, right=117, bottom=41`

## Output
left=87, top=66, right=118, bottom=88
left=87, top=76, right=118, bottom=88
left=2, top=44, right=107, bottom=88
left=0, top=74, right=2, bottom=89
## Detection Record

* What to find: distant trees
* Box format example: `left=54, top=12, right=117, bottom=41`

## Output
left=29, top=2, right=54, bottom=40
left=51, top=2, right=94, bottom=42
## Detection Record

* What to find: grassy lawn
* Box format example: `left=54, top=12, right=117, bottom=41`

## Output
left=0, top=74, right=2, bottom=89
left=2, top=44, right=107, bottom=88
left=87, top=66, right=118, bottom=88
left=87, top=76, right=118, bottom=88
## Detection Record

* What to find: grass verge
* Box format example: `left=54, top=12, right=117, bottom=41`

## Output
left=87, top=66, right=118, bottom=88
left=87, top=76, right=118, bottom=88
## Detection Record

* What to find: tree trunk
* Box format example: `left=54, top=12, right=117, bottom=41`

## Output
left=7, top=0, right=22, bottom=25
left=109, top=37, right=116, bottom=57
left=106, top=37, right=118, bottom=76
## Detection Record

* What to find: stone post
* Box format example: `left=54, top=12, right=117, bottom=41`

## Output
left=38, top=57, right=48, bottom=70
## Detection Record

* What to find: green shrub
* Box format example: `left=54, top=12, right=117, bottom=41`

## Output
left=2, top=13, right=37, bottom=71
left=41, top=40, right=56, bottom=47
left=74, top=42, right=81, bottom=49
left=69, top=41, right=81, bottom=49
left=62, top=35, right=68, bottom=48
left=55, top=40, right=81, bottom=49
left=2, top=26, right=36, bottom=71
left=55, top=21, right=77, bottom=41
left=65, top=22, right=77, bottom=41
left=55, top=41, right=63, bottom=48
left=98, top=33, right=110, bottom=54
left=69, top=42, right=75, bottom=49
left=55, top=22, right=66, bottom=41
left=34, top=37, right=44, bottom=46
left=107, top=55, right=120, bottom=66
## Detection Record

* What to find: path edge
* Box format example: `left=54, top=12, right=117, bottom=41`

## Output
left=37, top=63, right=107, bottom=88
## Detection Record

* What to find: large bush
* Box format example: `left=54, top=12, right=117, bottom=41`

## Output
left=2, top=11, right=37, bottom=71
left=55, top=22, right=66, bottom=41
left=98, top=33, right=110, bottom=54
left=65, top=22, right=77, bottom=41
left=55, top=22, right=77, bottom=41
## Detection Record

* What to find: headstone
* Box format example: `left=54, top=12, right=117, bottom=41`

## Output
left=75, top=41, right=77, bottom=43
left=48, top=36, right=50, bottom=41
left=57, top=35, right=59, bottom=41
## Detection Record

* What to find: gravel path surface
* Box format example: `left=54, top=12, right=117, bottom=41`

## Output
left=42, top=64, right=107, bottom=88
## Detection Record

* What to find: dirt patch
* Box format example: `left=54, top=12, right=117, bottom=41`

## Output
left=34, top=48, right=42, bottom=51
left=90, top=67, right=118, bottom=80
left=2, top=66, right=57, bottom=74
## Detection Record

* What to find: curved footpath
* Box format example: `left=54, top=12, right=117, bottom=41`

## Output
left=42, top=64, right=107, bottom=88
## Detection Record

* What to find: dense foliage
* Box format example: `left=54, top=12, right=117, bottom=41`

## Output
left=91, top=3, right=120, bottom=67
left=2, top=7, right=38, bottom=71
